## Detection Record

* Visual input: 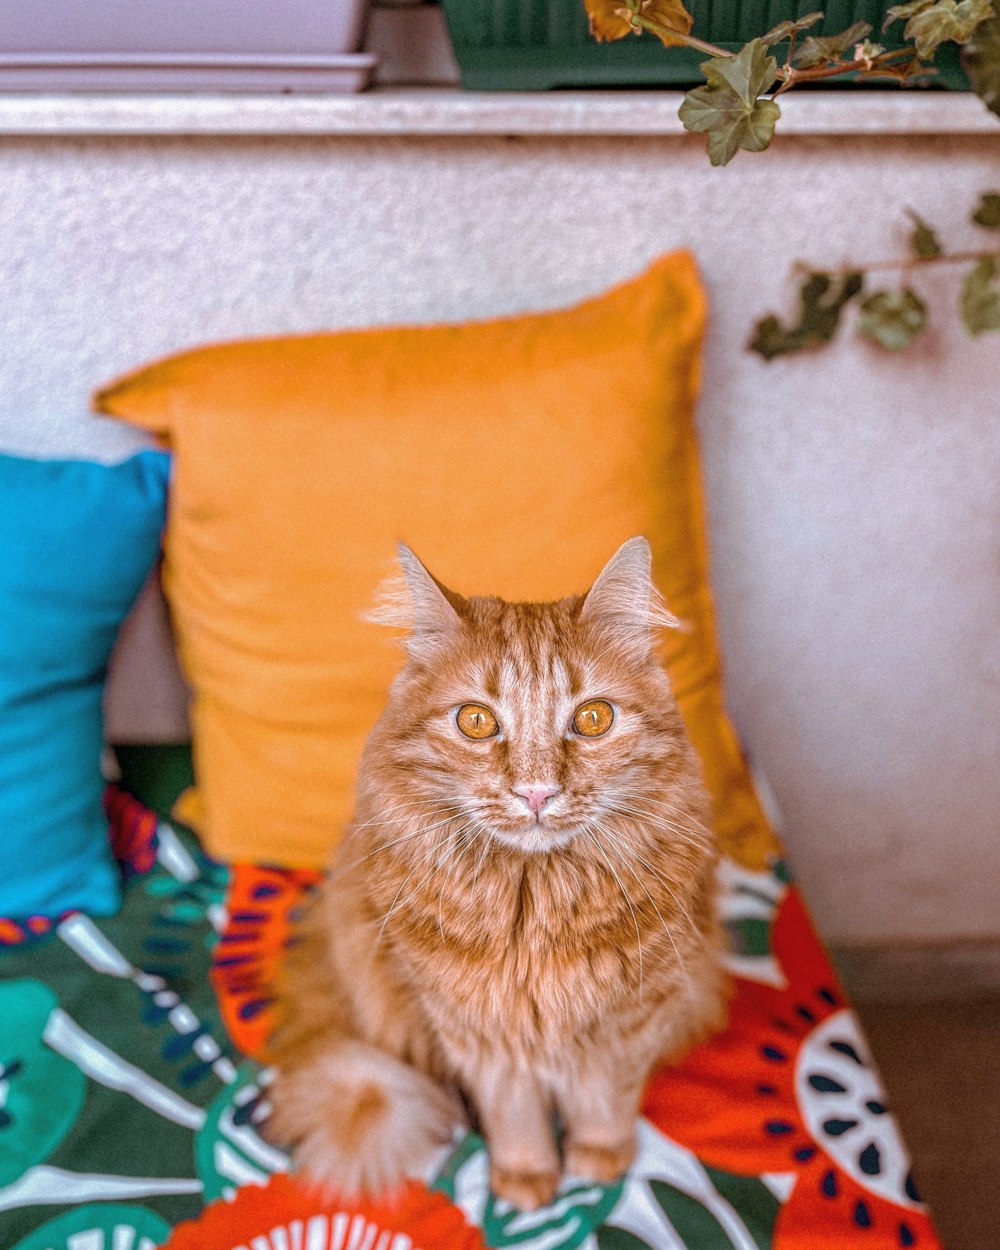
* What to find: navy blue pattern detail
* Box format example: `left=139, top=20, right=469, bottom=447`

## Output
left=823, top=1118, right=858, bottom=1137
left=251, top=883, right=282, bottom=900
left=829, top=1040, right=864, bottom=1065
left=859, top=1142, right=882, bottom=1176
left=238, top=997, right=272, bottom=1021
left=179, top=1059, right=217, bottom=1087
left=809, top=1074, right=847, bottom=1094
left=143, top=936, right=190, bottom=955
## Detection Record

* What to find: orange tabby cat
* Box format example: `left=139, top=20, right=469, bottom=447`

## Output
left=268, top=537, right=729, bottom=1211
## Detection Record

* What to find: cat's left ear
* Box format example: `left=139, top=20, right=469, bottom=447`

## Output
left=580, top=537, right=679, bottom=654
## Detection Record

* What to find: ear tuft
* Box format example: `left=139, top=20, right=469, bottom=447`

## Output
left=580, top=536, right=678, bottom=652
left=364, top=568, right=413, bottom=633
left=364, top=544, right=465, bottom=655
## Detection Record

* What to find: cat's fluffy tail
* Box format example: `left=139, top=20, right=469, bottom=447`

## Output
left=267, top=1039, right=461, bottom=1198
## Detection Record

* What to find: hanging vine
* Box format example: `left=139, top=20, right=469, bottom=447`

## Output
left=583, top=0, right=1000, bottom=166
left=749, top=194, right=1000, bottom=357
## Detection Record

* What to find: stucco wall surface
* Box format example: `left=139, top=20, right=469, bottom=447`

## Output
left=0, top=126, right=996, bottom=946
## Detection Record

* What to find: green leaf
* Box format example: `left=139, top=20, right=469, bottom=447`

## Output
left=793, top=20, right=873, bottom=67
left=760, top=11, right=823, bottom=45
left=748, top=271, right=864, bottom=359
left=10, top=1206, right=172, bottom=1250
left=884, top=0, right=938, bottom=28
left=960, top=255, right=1000, bottom=334
left=906, top=209, right=943, bottom=258
left=724, top=916, right=772, bottom=957
left=649, top=1180, right=739, bottom=1249
left=973, top=191, right=1000, bottom=226
left=856, top=288, right=928, bottom=350
left=197, top=1062, right=288, bottom=1201
left=896, top=0, right=995, bottom=58
left=679, top=40, right=780, bottom=167
left=0, top=980, right=87, bottom=1186
left=963, top=14, right=1000, bottom=113
left=596, top=1228, right=656, bottom=1250
left=704, top=1166, right=782, bottom=1250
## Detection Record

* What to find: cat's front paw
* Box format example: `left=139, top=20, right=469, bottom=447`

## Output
left=564, top=1138, right=635, bottom=1185
left=490, top=1163, right=560, bottom=1211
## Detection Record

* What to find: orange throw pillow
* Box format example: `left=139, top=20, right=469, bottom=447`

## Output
left=94, top=251, right=777, bottom=871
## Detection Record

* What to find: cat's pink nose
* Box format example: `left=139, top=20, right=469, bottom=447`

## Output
left=513, top=783, right=562, bottom=815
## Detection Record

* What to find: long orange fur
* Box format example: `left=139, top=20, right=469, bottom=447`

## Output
left=268, top=538, right=729, bottom=1211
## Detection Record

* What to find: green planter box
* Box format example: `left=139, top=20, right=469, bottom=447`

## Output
left=440, top=0, right=969, bottom=90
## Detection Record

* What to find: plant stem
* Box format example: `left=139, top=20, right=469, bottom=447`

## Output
left=811, top=249, right=1000, bottom=276
left=776, top=45, right=914, bottom=86
left=633, top=14, right=733, bottom=58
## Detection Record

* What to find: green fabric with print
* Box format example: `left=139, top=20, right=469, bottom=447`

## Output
left=0, top=823, right=242, bottom=1246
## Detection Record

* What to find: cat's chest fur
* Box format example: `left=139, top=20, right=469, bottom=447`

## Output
left=370, top=845, right=682, bottom=1046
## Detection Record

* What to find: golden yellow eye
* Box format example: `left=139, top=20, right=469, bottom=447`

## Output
left=456, top=704, right=499, bottom=740
left=573, top=700, right=615, bottom=737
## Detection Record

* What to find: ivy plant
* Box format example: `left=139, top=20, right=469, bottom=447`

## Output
left=583, top=0, right=1000, bottom=165
left=749, top=193, right=1000, bottom=357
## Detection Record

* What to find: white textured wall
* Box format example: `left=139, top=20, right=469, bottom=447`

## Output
left=1, top=125, right=997, bottom=946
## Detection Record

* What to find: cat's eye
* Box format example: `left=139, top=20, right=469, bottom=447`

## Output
left=456, top=704, right=499, bottom=740
left=573, top=700, right=615, bottom=737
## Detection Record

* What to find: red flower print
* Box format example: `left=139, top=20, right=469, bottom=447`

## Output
left=211, top=863, right=321, bottom=1060
left=643, top=888, right=943, bottom=1250
left=105, top=783, right=159, bottom=876
left=163, top=1174, right=485, bottom=1250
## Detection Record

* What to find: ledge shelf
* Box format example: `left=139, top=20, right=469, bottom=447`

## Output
left=0, top=86, right=994, bottom=138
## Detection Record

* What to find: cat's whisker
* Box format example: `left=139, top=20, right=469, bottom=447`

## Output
left=349, top=795, right=450, bottom=832
left=603, top=816, right=701, bottom=948
left=330, top=819, right=452, bottom=880
left=373, top=829, right=460, bottom=949
left=600, top=798, right=711, bottom=852
left=470, top=826, right=493, bottom=892
left=436, top=825, right=482, bottom=940
left=605, top=791, right=712, bottom=838
left=332, top=806, right=468, bottom=880
left=593, top=816, right=699, bottom=915
left=376, top=820, right=482, bottom=948
left=409, top=822, right=479, bottom=941
left=605, top=794, right=708, bottom=832
left=590, top=819, right=694, bottom=1000
left=582, top=825, right=644, bottom=1001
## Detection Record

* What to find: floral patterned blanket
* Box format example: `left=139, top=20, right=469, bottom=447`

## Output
left=0, top=747, right=940, bottom=1250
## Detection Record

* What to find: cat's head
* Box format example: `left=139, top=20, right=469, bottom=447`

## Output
left=362, top=539, right=696, bottom=854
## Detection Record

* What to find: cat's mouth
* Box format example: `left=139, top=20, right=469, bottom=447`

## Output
left=488, top=822, right=579, bottom=853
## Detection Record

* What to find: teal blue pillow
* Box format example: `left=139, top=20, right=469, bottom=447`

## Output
left=0, top=450, right=170, bottom=920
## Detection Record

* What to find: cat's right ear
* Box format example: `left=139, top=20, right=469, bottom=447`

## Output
left=365, top=544, right=465, bottom=656
left=580, top=536, right=679, bottom=656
